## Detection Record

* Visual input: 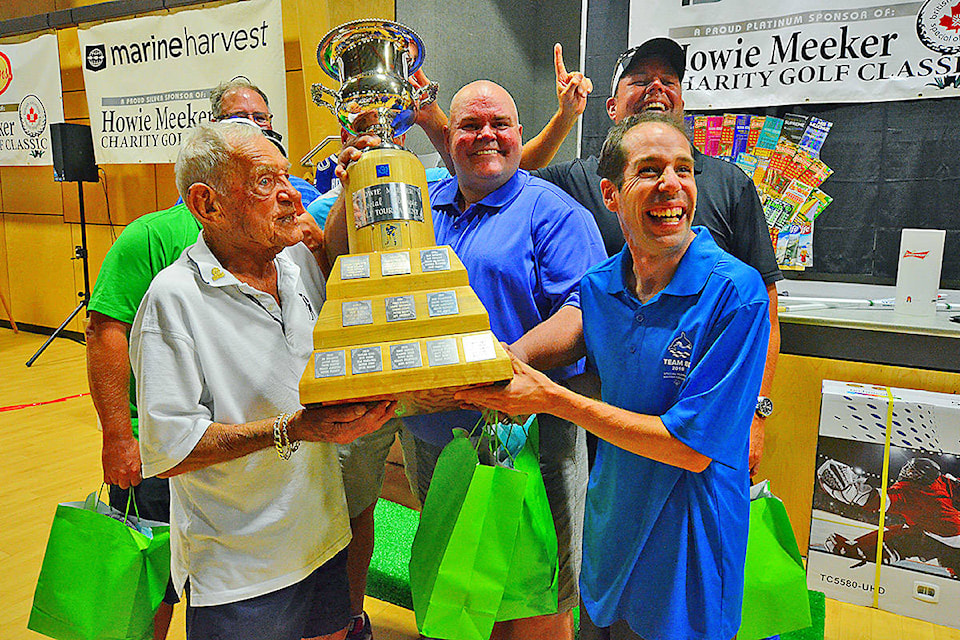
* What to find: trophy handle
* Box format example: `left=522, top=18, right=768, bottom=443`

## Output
left=412, top=81, right=439, bottom=109
left=311, top=83, right=338, bottom=114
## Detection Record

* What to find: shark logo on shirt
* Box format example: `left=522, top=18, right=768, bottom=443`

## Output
left=663, top=332, right=693, bottom=385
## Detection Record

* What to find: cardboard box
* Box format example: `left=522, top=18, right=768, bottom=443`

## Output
left=807, top=380, right=960, bottom=628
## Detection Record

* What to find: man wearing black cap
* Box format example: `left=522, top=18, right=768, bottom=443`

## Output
left=533, top=37, right=782, bottom=475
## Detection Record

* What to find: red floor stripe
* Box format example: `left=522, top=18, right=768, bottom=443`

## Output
left=0, top=392, right=90, bottom=412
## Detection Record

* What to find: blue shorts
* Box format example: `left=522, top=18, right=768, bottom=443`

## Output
left=185, top=549, right=350, bottom=640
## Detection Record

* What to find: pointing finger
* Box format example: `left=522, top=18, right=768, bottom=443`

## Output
left=554, top=42, right=568, bottom=81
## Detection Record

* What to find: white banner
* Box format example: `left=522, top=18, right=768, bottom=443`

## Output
left=78, top=0, right=286, bottom=164
left=0, top=34, right=65, bottom=166
left=630, top=0, right=960, bottom=109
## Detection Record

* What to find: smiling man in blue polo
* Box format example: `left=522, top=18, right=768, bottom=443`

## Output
left=460, top=112, right=770, bottom=640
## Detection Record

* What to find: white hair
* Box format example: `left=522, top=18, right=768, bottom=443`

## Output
left=174, top=120, right=262, bottom=200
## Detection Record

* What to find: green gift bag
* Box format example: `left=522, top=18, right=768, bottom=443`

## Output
left=410, top=428, right=527, bottom=640
left=495, top=417, right=559, bottom=621
left=739, top=481, right=812, bottom=640
left=28, top=488, right=172, bottom=640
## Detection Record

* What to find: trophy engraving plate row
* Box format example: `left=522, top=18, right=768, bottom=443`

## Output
left=314, top=331, right=498, bottom=381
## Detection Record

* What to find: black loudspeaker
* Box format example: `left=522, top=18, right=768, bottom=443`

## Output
left=50, top=123, right=99, bottom=183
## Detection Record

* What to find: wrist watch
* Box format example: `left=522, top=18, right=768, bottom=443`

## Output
left=756, top=396, right=774, bottom=419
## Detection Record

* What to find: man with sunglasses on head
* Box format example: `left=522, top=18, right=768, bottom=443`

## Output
left=208, top=79, right=322, bottom=207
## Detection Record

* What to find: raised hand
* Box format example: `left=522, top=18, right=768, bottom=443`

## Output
left=554, top=43, right=593, bottom=118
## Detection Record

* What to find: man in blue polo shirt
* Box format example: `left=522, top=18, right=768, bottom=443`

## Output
left=406, top=80, right=604, bottom=640
left=459, top=112, right=770, bottom=640
left=330, top=80, right=605, bottom=640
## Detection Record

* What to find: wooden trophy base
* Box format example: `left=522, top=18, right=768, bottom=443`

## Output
left=299, top=246, right=513, bottom=416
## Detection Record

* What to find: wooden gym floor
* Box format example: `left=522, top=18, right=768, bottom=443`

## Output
left=0, top=327, right=958, bottom=640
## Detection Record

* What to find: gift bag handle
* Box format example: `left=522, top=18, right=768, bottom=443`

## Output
left=469, top=410, right=530, bottom=468
left=87, top=483, right=142, bottom=525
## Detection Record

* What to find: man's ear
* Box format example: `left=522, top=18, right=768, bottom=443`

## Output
left=606, top=95, right=617, bottom=122
left=185, top=183, right=222, bottom=226
left=600, top=177, right=620, bottom=214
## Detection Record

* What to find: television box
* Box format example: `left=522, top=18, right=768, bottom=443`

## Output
left=807, top=380, right=960, bottom=629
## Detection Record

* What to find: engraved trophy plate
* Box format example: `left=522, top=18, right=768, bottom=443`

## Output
left=315, top=351, right=347, bottom=378
left=342, top=300, right=374, bottom=326
left=426, top=338, right=459, bottom=366
left=380, top=251, right=412, bottom=276
left=420, top=247, right=450, bottom=272
left=389, top=342, right=423, bottom=370
left=351, top=346, right=384, bottom=374
left=462, top=333, right=497, bottom=363
left=384, top=295, right=417, bottom=322
left=340, top=255, right=371, bottom=280
left=426, top=291, right=459, bottom=317
left=353, top=183, right=423, bottom=228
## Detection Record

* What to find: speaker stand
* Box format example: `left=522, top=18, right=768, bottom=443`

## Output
left=26, top=181, right=91, bottom=366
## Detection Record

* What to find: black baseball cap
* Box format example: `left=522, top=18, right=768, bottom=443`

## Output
left=610, top=37, right=686, bottom=94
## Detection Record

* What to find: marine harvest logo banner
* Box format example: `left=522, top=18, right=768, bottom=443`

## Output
left=78, top=0, right=285, bottom=164
left=630, top=0, right=960, bottom=109
left=0, top=33, right=65, bottom=166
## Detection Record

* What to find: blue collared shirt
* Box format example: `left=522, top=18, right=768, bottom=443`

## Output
left=579, top=227, right=770, bottom=640
left=404, top=169, right=605, bottom=444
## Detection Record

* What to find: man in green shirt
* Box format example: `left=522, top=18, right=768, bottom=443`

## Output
left=86, top=202, right=201, bottom=638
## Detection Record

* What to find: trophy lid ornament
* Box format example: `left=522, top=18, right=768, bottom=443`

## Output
left=312, top=19, right=438, bottom=139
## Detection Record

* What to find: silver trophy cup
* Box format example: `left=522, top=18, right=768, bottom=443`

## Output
left=312, top=19, right=438, bottom=139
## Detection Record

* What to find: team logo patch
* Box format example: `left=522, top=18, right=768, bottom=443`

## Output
left=917, top=0, right=960, bottom=54
left=85, top=44, right=106, bottom=72
left=18, top=95, right=45, bottom=137
left=0, top=52, right=12, bottom=97
left=663, top=331, right=693, bottom=385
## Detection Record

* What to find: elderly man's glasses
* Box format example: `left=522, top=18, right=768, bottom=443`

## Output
left=219, top=111, right=273, bottom=126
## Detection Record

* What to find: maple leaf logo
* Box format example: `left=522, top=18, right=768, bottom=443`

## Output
left=939, top=2, right=960, bottom=32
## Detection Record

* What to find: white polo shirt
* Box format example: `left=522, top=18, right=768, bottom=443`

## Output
left=132, top=233, right=350, bottom=606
